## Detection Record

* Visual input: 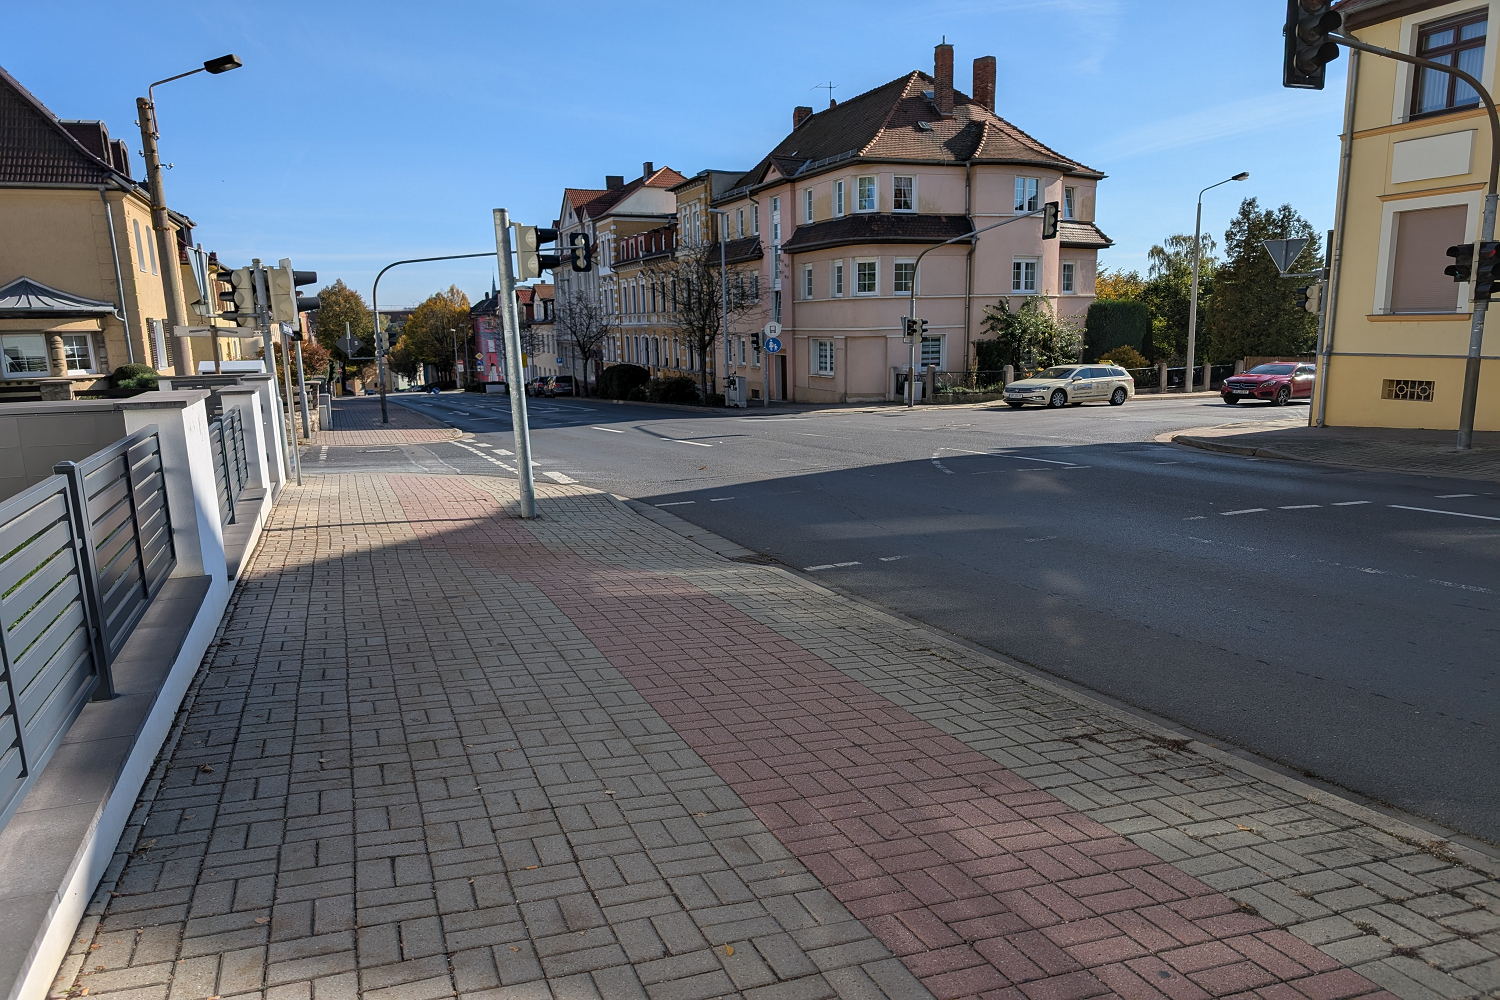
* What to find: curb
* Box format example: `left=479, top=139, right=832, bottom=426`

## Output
left=1173, top=435, right=1304, bottom=462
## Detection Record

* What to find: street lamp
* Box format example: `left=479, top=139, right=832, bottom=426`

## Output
left=136, top=54, right=242, bottom=376
left=451, top=327, right=460, bottom=389
left=1184, top=172, right=1248, bottom=393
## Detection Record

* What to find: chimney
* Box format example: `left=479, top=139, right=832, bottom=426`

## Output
left=829, top=98, right=837, bottom=109
left=606, top=175, right=624, bottom=190
left=642, top=161, right=654, bottom=176
left=793, top=105, right=813, bottom=129
left=973, top=55, right=995, bottom=113
left=934, top=41, right=954, bottom=114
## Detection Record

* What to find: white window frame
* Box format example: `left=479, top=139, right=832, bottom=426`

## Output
left=856, top=175, right=877, bottom=212
left=893, top=175, right=915, bottom=212
left=772, top=195, right=780, bottom=217
left=802, top=264, right=814, bottom=299
left=61, top=333, right=96, bottom=374
left=753, top=205, right=760, bottom=235
left=1014, top=176, right=1040, bottom=213
left=920, top=334, right=944, bottom=368
left=1375, top=188, right=1482, bottom=312
left=855, top=258, right=878, bottom=295
left=804, top=189, right=814, bottom=223
left=737, top=208, right=744, bottom=237
left=834, top=179, right=845, bottom=217
left=893, top=258, right=917, bottom=295
left=813, top=338, right=835, bottom=377
left=831, top=260, right=844, bottom=297
left=1064, top=187, right=1077, bottom=220
left=133, top=219, right=148, bottom=272
left=1012, top=257, right=1039, bottom=293
left=1061, top=261, right=1076, bottom=294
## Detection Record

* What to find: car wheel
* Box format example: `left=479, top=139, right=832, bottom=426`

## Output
left=1273, top=385, right=1291, bottom=406
left=1048, top=389, right=1068, bottom=409
left=1109, top=387, right=1127, bottom=406
left=1006, top=401, right=1025, bottom=409
left=1222, top=395, right=1239, bottom=404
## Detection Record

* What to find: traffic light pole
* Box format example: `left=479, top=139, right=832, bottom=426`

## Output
left=493, top=209, right=538, bottom=519
left=254, top=261, right=300, bottom=486
left=371, top=251, right=494, bottom=424
left=906, top=206, right=1048, bottom=407
left=1330, top=33, right=1499, bottom=449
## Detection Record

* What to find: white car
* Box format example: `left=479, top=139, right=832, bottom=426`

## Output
left=1004, top=364, right=1135, bottom=409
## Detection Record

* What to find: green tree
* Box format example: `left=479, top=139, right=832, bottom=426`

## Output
left=978, top=296, right=1082, bottom=372
left=394, top=286, right=472, bottom=383
left=1207, top=198, right=1320, bottom=361
left=311, top=279, right=374, bottom=365
left=1140, top=232, right=1216, bottom=362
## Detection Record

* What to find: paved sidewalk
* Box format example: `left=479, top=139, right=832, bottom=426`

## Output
left=1172, top=425, right=1500, bottom=483
left=317, top=396, right=461, bottom=446
left=54, top=473, right=1499, bottom=1000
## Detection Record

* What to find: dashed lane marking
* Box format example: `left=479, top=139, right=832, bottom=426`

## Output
left=709, top=497, right=736, bottom=502
left=655, top=501, right=696, bottom=507
left=1279, top=504, right=1321, bottom=509
left=318, top=446, right=328, bottom=462
left=877, top=555, right=908, bottom=562
left=804, top=561, right=861, bottom=571
left=671, top=439, right=713, bottom=447
left=1332, top=500, right=1371, bottom=506
left=1436, top=493, right=1477, bottom=498
left=592, top=426, right=625, bottom=433
left=542, top=471, right=577, bottom=484
left=1390, top=504, right=1500, bottom=522
left=1222, top=508, right=1268, bottom=516
left=451, top=440, right=518, bottom=474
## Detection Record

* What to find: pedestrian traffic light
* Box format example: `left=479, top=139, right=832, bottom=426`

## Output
left=568, top=231, right=595, bottom=272
left=1295, top=283, right=1322, bottom=314
left=269, top=260, right=320, bottom=322
left=1446, top=243, right=1474, bottom=283
left=1473, top=242, right=1500, bottom=300
left=515, top=225, right=562, bottom=280
left=1283, top=0, right=1342, bottom=90
left=217, top=266, right=256, bottom=327
left=1042, top=201, right=1059, bottom=239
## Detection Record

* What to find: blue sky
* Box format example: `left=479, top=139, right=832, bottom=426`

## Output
left=5, top=1, right=1348, bottom=307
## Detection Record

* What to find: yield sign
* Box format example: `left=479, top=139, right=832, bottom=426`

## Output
left=336, top=336, right=363, bottom=355
left=1262, top=238, right=1309, bottom=274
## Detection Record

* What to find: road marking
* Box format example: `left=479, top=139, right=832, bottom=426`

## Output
left=672, top=439, right=713, bottom=447
left=1024, top=536, right=1059, bottom=543
left=930, top=453, right=954, bottom=475
left=592, top=426, right=625, bottom=433
left=1279, top=504, right=1321, bottom=509
left=542, top=471, right=577, bottom=484
left=877, top=555, right=908, bottom=562
left=990, top=452, right=1079, bottom=467
left=1332, top=501, right=1370, bottom=506
left=1154, top=461, right=1180, bottom=465
left=1436, top=493, right=1476, bottom=498
left=655, top=501, right=696, bottom=507
left=318, top=446, right=328, bottom=462
left=451, top=440, right=518, bottom=473
left=1390, top=504, right=1500, bottom=522
left=708, top=497, right=736, bottom=502
left=1184, top=516, right=1206, bottom=520
left=1221, top=508, right=1267, bottom=516
left=804, top=561, right=861, bottom=571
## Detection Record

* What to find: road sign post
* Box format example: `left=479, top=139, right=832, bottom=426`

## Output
left=762, top=322, right=780, bottom=407
left=494, top=208, right=537, bottom=519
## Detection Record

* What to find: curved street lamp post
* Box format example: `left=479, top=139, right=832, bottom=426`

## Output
left=1184, top=172, right=1248, bottom=394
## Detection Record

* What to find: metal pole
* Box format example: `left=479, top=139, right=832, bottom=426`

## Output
left=370, top=252, right=492, bottom=421
left=1317, top=47, right=1359, bottom=428
left=451, top=328, right=459, bottom=389
left=252, top=259, right=288, bottom=481
left=136, top=96, right=192, bottom=375
left=277, top=332, right=301, bottom=485
left=294, top=333, right=311, bottom=439
left=494, top=209, right=537, bottom=518
left=708, top=210, right=729, bottom=406
left=1186, top=197, right=1203, bottom=394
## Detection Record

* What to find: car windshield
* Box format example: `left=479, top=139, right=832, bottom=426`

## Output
left=1039, top=367, right=1079, bottom=379
left=1249, top=364, right=1295, bottom=375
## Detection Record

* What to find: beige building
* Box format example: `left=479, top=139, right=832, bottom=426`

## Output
left=1322, top=0, right=1500, bottom=429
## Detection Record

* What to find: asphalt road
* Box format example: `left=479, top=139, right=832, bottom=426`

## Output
left=315, top=391, right=1500, bottom=845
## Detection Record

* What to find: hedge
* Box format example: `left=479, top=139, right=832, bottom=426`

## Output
left=1083, top=299, right=1150, bottom=363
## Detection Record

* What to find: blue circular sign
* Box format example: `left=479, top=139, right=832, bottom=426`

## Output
left=765, top=337, right=782, bottom=354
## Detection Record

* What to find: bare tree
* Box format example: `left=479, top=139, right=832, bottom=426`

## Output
left=645, top=239, right=759, bottom=402
left=552, top=287, right=613, bottom=393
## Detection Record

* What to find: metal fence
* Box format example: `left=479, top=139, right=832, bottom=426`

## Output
left=207, top=408, right=249, bottom=526
left=1123, top=364, right=1237, bottom=393
left=0, top=425, right=175, bottom=831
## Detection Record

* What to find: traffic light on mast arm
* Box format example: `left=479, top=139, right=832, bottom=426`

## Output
left=1042, top=201, right=1059, bottom=239
left=1294, top=283, right=1322, bottom=314
left=514, top=226, right=563, bottom=280
left=217, top=266, right=257, bottom=327
left=1283, top=0, right=1342, bottom=90
left=568, top=231, right=596, bottom=272
left=269, top=259, right=320, bottom=322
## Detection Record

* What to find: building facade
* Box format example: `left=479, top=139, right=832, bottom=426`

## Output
left=1321, top=0, right=1500, bottom=429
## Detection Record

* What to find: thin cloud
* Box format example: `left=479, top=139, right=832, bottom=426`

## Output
left=1085, top=95, right=1337, bottom=162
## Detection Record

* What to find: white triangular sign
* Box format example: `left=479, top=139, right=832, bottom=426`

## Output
left=1262, top=238, right=1309, bottom=274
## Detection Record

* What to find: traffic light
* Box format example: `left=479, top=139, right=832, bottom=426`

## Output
left=1474, top=242, right=1500, bottom=300
left=217, top=266, right=256, bottom=327
left=902, top=317, right=919, bottom=339
left=568, top=231, right=595, bottom=272
left=514, top=225, right=562, bottom=280
left=1042, top=201, right=1059, bottom=239
left=1446, top=243, right=1474, bottom=283
left=1283, top=0, right=1342, bottom=90
left=1295, top=283, right=1322, bottom=314
left=751, top=331, right=761, bottom=350
left=268, top=259, right=319, bottom=321
left=919, top=318, right=930, bottom=337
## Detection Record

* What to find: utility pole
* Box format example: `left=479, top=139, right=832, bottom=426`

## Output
left=1186, top=172, right=1249, bottom=394
left=255, top=260, right=300, bottom=486
left=136, top=99, right=192, bottom=376
left=493, top=209, right=537, bottom=518
left=294, top=330, right=311, bottom=438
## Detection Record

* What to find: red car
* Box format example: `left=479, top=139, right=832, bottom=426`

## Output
left=1220, top=362, right=1316, bottom=405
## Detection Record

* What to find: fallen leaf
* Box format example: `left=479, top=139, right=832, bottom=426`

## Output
left=700, top=466, right=707, bottom=470
left=80, top=989, right=89, bottom=995
left=254, top=917, right=269, bottom=924
left=88, top=945, right=100, bottom=951
left=198, top=765, right=214, bottom=774
left=510, top=947, right=520, bottom=952
left=95, top=966, right=105, bottom=972
left=603, top=789, right=616, bottom=795
left=525, top=865, right=537, bottom=870
left=724, top=945, right=734, bottom=956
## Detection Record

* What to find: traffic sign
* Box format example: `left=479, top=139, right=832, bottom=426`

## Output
left=1262, top=238, right=1309, bottom=275
left=336, top=336, right=363, bottom=355
left=764, top=337, right=782, bottom=354
left=556, top=357, right=564, bottom=365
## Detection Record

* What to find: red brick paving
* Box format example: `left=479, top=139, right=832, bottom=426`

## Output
left=390, top=476, right=1396, bottom=1000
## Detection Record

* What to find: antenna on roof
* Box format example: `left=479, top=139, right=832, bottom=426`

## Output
left=812, top=81, right=837, bottom=105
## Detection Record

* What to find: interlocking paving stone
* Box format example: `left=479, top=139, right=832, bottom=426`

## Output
left=52, top=472, right=1498, bottom=1000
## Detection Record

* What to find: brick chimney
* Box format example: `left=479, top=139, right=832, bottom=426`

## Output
left=973, top=55, right=995, bottom=113
left=605, top=175, right=624, bottom=190
left=642, top=161, right=654, bottom=177
left=793, top=105, right=813, bottom=129
left=934, top=41, right=954, bottom=114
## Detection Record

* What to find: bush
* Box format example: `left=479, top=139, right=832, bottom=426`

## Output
left=625, top=384, right=648, bottom=401
left=974, top=339, right=1007, bottom=372
left=598, top=364, right=650, bottom=400
left=1098, top=344, right=1148, bottom=369
left=1083, top=299, right=1151, bottom=363
left=112, top=363, right=158, bottom=390
left=646, top=376, right=700, bottom=404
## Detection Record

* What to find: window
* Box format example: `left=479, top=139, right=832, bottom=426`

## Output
left=804, top=189, right=814, bottom=223
left=832, top=261, right=844, bottom=296
left=771, top=195, right=780, bottom=216
left=773, top=220, right=780, bottom=244
left=921, top=335, right=943, bottom=368
left=1390, top=204, right=1467, bottom=312
left=739, top=338, right=746, bottom=365
left=773, top=290, right=782, bottom=323
left=1064, top=187, right=1077, bottom=220
left=1014, top=176, right=1040, bottom=212
left=1, top=334, right=49, bottom=376
left=1061, top=261, right=1076, bottom=293
left=737, top=209, right=744, bottom=237
left=1413, top=12, right=1487, bottom=118
left=856, top=259, right=877, bottom=294
left=813, top=339, right=835, bottom=376
left=133, top=219, right=147, bottom=272
left=894, top=259, right=916, bottom=294
left=803, top=264, right=814, bottom=299
left=857, top=175, right=876, bottom=212
left=753, top=205, right=760, bottom=235
left=893, top=176, right=914, bottom=212
left=751, top=273, right=759, bottom=300
left=1012, top=258, right=1038, bottom=293
left=62, top=334, right=94, bottom=373
left=834, top=179, right=845, bottom=216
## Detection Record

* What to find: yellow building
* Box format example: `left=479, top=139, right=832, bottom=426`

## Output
left=0, top=64, right=231, bottom=399
left=1322, top=0, right=1500, bottom=429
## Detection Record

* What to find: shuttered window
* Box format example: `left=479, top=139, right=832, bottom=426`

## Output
left=1390, top=204, right=1467, bottom=313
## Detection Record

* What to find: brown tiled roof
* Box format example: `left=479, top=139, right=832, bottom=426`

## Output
left=780, top=214, right=973, bottom=253
left=1, top=64, right=130, bottom=185
left=1057, top=221, right=1113, bottom=249
left=572, top=166, right=689, bottom=221
left=723, top=72, right=1100, bottom=199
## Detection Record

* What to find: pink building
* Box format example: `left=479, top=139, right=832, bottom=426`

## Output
left=713, top=42, right=1110, bottom=404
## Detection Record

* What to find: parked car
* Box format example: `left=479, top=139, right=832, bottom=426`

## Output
left=1004, top=364, right=1135, bottom=409
left=528, top=377, right=553, bottom=397
left=1221, top=363, right=1315, bottom=405
left=551, top=375, right=576, bottom=397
